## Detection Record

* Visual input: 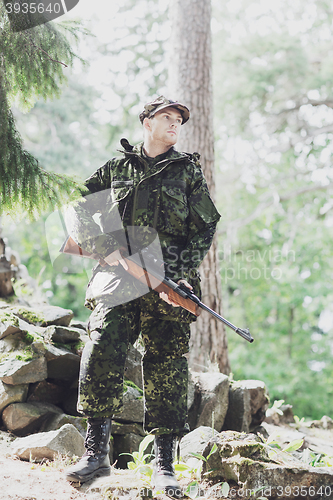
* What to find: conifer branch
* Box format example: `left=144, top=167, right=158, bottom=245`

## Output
left=21, top=33, right=68, bottom=67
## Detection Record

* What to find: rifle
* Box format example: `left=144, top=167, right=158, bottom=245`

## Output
left=60, top=236, right=254, bottom=343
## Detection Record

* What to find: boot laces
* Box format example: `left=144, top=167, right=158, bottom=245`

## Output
left=84, top=418, right=108, bottom=456
left=156, top=435, right=175, bottom=474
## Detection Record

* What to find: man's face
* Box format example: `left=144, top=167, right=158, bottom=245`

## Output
left=145, top=107, right=183, bottom=147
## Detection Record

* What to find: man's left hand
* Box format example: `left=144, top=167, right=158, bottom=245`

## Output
left=159, top=279, right=192, bottom=307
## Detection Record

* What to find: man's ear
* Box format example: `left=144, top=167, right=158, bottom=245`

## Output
left=143, top=117, right=151, bottom=132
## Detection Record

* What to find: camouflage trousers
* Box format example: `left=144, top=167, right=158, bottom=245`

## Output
left=77, top=291, right=191, bottom=436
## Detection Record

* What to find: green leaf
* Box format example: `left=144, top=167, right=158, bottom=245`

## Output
left=189, top=452, right=206, bottom=461
left=282, top=439, right=304, bottom=453
left=174, top=463, right=191, bottom=471
left=206, top=443, right=218, bottom=459
left=185, top=481, right=199, bottom=499
left=139, top=434, right=154, bottom=456
left=221, top=482, right=230, bottom=497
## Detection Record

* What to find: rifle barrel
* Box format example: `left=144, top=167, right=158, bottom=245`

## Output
left=197, top=302, right=254, bottom=343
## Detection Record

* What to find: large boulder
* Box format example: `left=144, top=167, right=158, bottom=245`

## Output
left=124, top=345, right=143, bottom=389
left=43, top=343, right=80, bottom=383
left=202, top=431, right=333, bottom=498
left=10, top=305, right=73, bottom=327
left=10, top=423, right=85, bottom=461
left=188, top=371, right=229, bottom=431
left=43, top=325, right=82, bottom=344
left=2, top=402, right=62, bottom=436
left=0, top=356, right=47, bottom=385
left=113, top=387, right=144, bottom=424
left=0, top=380, right=29, bottom=413
left=222, top=379, right=269, bottom=432
left=180, top=426, right=214, bottom=469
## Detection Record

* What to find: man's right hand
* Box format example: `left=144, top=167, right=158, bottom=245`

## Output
left=104, top=249, right=129, bottom=270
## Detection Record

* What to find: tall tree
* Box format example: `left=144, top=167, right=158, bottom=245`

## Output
left=0, top=5, right=82, bottom=218
left=168, top=0, right=230, bottom=374
left=0, top=5, right=83, bottom=296
left=210, top=0, right=333, bottom=418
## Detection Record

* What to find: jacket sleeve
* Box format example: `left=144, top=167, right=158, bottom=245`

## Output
left=65, top=161, right=121, bottom=257
left=182, top=161, right=220, bottom=280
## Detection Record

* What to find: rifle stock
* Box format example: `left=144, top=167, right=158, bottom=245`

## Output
left=60, top=236, right=254, bottom=343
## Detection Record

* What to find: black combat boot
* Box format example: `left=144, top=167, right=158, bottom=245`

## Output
left=65, top=417, right=112, bottom=483
left=153, top=434, right=181, bottom=498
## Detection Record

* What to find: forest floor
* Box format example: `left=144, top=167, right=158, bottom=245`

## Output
left=1, top=421, right=333, bottom=500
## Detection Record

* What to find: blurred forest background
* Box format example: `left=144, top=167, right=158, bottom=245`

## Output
left=2, top=0, right=333, bottom=421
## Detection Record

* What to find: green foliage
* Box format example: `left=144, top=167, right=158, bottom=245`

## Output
left=213, top=0, right=333, bottom=419
left=122, top=434, right=154, bottom=480
left=123, top=379, right=144, bottom=396
left=15, top=346, right=34, bottom=361
left=0, top=5, right=85, bottom=218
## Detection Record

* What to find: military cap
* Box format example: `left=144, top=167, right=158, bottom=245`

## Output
left=139, top=95, right=190, bottom=124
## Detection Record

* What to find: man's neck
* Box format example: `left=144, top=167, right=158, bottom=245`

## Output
left=143, top=140, right=172, bottom=158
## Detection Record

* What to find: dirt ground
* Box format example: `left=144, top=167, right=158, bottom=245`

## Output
left=0, top=431, right=138, bottom=500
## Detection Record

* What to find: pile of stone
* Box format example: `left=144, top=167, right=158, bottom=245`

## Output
left=0, top=298, right=270, bottom=467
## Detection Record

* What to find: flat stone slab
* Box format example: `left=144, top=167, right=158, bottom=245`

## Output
left=10, top=423, right=85, bottom=461
left=202, top=431, right=333, bottom=498
left=43, top=325, right=81, bottom=344
left=9, top=305, right=74, bottom=327
left=0, top=357, right=47, bottom=385
left=2, top=402, right=62, bottom=436
left=0, top=380, right=29, bottom=413
left=113, top=387, right=144, bottom=424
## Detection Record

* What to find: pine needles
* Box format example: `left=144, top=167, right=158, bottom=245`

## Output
left=0, top=4, right=85, bottom=219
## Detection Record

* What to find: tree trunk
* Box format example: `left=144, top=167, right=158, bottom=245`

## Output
left=0, top=226, right=14, bottom=297
left=168, top=0, right=230, bottom=374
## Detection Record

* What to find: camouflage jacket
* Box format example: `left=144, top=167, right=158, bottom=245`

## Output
left=67, top=140, right=220, bottom=305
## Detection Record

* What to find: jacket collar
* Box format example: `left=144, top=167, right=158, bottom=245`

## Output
left=119, top=138, right=188, bottom=162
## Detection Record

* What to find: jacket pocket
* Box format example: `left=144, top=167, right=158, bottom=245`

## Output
left=111, top=180, right=134, bottom=203
left=161, top=180, right=189, bottom=236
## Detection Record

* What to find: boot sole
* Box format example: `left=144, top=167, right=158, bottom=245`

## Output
left=66, top=466, right=111, bottom=484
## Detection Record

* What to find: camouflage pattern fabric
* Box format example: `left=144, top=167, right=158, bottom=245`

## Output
left=68, top=140, right=221, bottom=310
left=69, top=140, right=220, bottom=435
left=78, top=291, right=190, bottom=436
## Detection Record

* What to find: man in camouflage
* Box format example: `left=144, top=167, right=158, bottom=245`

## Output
left=65, top=96, right=220, bottom=495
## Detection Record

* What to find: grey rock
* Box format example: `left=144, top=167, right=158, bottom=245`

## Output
left=124, top=345, right=143, bottom=389
left=34, top=305, right=74, bottom=326
left=42, top=413, right=87, bottom=438
left=222, top=380, right=252, bottom=433
left=240, top=379, right=270, bottom=429
left=11, top=305, right=74, bottom=327
left=0, top=314, right=20, bottom=339
left=2, top=401, right=62, bottom=436
left=0, top=356, right=47, bottom=385
left=61, top=387, right=79, bottom=416
left=309, top=415, right=333, bottom=430
left=27, top=380, right=65, bottom=405
left=112, top=421, right=145, bottom=436
left=180, top=426, right=214, bottom=469
left=43, top=325, right=81, bottom=344
left=188, top=371, right=229, bottom=431
left=69, top=320, right=88, bottom=331
left=0, top=380, right=29, bottom=413
left=113, top=433, right=147, bottom=469
left=202, top=430, right=333, bottom=496
left=113, top=387, right=144, bottom=424
left=10, top=423, right=85, bottom=461
left=0, top=333, right=28, bottom=355
left=43, top=343, right=80, bottom=382
left=266, top=403, right=294, bottom=426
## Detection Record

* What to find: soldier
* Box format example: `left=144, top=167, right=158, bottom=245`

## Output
left=65, top=96, right=220, bottom=496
